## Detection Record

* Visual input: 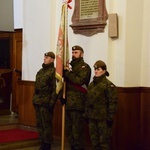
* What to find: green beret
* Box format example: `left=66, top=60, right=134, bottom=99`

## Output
left=94, top=60, right=106, bottom=69
left=94, top=60, right=110, bottom=76
left=72, top=45, right=84, bottom=52
left=94, top=60, right=109, bottom=76
left=44, top=51, right=55, bottom=59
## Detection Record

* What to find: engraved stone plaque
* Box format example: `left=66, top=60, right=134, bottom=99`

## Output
left=70, top=0, right=108, bottom=36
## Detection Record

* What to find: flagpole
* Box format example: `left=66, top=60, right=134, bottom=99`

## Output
left=55, top=1, right=71, bottom=149
left=61, top=80, right=66, bottom=150
left=61, top=2, right=68, bottom=150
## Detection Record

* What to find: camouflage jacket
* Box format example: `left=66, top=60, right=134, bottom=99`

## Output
left=85, top=74, right=118, bottom=121
left=64, top=58, right=91, bottom=111
left=32, top=63, right=57, bottom=107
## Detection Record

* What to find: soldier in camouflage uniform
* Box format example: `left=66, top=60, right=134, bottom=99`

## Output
left=32, top=51, right=57, bottom=150
left=62, top=45, right=91, bottom=150
left=85, top=60, right=118, bottom=150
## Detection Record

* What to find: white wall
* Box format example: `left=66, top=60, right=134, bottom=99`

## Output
left=107, top=0, right=126, bottom=86
left=22, top=0, right=108, bottom=81
left=141, top=0, right=150, bottom=87
left=124, top=0, right=143, bottom=86
left=14, top=0, right=23, bottom=29
left=22, top=0, right=52, bottom=80
left=21, top=0, right=149, bottom=87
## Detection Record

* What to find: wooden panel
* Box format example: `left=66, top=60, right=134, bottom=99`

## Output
left=17, top=81, right=36, bottom=126
left=52, top=101, right=62, bottom=139
left=0, top=29, right=23, bottom=114
left=0, top=32, right=13, bottom=115
left=112, top=87, right=141, bottom=150
left=17, top=80, right=63, bottom=138
left=140, top=87, right=150, bottom=150
left=17, top=83, right=150, bottom=149
left=0, top=69, right=12, bottom=115
left=12, top=29, right=22, bottom=113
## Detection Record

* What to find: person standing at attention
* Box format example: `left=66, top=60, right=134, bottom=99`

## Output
left=61, top=45, right=91, bottom=150
left=32, top=51, right=57, bottom=150
left=85, top=60, right=118, bottom=150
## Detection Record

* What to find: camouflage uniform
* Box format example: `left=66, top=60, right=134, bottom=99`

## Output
left=32, top=62, right=57, bottom=147
left=85, top=74, right=118, bottom=150
left=64, top=57, right=91, bottom=150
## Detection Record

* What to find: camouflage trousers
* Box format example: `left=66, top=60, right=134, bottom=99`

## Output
left=34, top=104, right=53, bottom=144
left=65, top=110, right=85, bottom=149
left=89, top=119, right=112, bottom=150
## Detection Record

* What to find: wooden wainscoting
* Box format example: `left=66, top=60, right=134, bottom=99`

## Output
left=16, top=81, right=150, bottom=150
left=112, top=87, right=141, bottom=150
left=140, top=87, right=150, bottom=150
left=17, top=80, right=62, bottom=139
left=17, top=80, right=36, bottom=126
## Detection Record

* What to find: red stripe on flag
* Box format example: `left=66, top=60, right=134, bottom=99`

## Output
left=55, top=4, right=69, bottom=94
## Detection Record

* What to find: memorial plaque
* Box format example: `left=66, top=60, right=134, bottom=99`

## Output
left=70, top=0, right=108, bottom=36
left=80, top=0, right=98, bottom=19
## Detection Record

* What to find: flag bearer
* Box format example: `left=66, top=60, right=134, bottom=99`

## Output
left=61, top=45, right=91, bottom=150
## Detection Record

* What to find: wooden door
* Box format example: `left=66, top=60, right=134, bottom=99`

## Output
left=0, top=29, right=22, bottom=115
left=0, top=32, right=13, bottom=115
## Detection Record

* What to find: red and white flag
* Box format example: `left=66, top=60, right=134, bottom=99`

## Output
left=55, top=1, right=71, bottom=94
